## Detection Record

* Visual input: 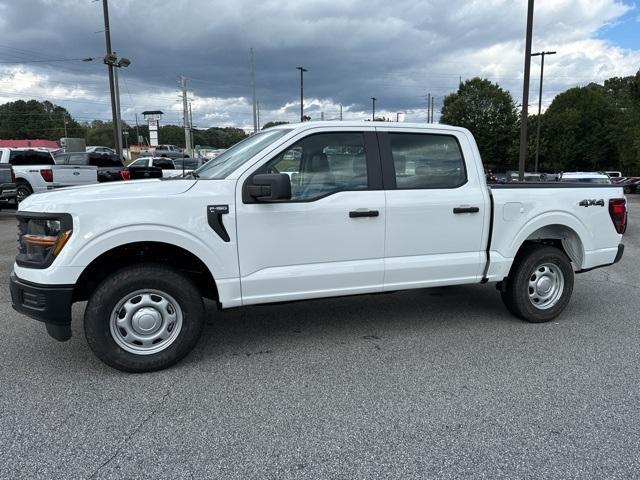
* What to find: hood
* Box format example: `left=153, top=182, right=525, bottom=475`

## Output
left=20, top=179, right=197, bottom=212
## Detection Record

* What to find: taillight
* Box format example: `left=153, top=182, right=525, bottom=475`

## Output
left=10, top=167, right=15, bottom=183
left=609, top=198, right=627, bottom=234
left=119, top=170, right=131, bottom=181
left=40, top=169, right=53, bottom=183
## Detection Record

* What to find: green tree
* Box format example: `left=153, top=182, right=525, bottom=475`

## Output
left=0, top=99, right=84, bottom=140
left=440, top=78, right=518, bottom=170
left=539, top=84, right=622, bottom=172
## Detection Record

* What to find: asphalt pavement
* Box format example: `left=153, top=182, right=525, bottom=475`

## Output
left=1, top=196, right=639, bottom=479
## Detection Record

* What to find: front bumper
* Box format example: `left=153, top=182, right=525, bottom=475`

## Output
left=10, top=273, right=74, bottom=341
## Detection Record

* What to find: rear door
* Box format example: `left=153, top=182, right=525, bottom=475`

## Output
left=378, top=128, right=488, bottom=290
left=54, top=153, right=97, bottom=187
left=235, top=127, right=385, bottom=305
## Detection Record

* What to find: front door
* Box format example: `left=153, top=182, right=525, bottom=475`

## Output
left=236, top=128, right=385, bottom=305
left=379, top=129, right=488, bottom=290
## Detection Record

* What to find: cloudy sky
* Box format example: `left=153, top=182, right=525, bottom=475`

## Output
left=0, top=0, right=638, bottom=131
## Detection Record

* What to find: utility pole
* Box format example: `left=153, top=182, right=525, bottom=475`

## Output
left=427, top=93, right=431, bottom=123
left=431, top=96, right=435, bottom=123
left=63, top=114, right=68, bottom=138
left=250, top=48, right=258, bottom=133
left=296, top=66, right=307, bottom=122
left=518, top=0, right=535, bottom=181
left=101, top=0, right=120, bottom=154
left=189, top=101, right=194, bottom=159
left=371, top=97, right=376, bottom=121
left=181, top=76, right=192, bottom=155
left=339, top=104, right=343, bottom=121
left=531, top=50, right=556, bottom=172
left=113, top=56, right=123, bottom=157
left=257, top=100, right=261, bottom=130
left=135, top=113, right=140, bottom=145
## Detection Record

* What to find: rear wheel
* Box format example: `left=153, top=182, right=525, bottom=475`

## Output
left=84, top=264, right=205, bottom=372
left=16, top=183, right=32, bottom=204
left=501, top=244, right=574, bottom=323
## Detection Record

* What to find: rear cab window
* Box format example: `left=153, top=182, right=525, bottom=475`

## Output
left=68, top=154, right=88, bottom=165
left=9, top=150, right=55, bottom=166
left=88, top=154, right=123, bottom=168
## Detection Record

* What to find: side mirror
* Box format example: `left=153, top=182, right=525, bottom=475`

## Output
left=247, top=173, right=291, bottom=201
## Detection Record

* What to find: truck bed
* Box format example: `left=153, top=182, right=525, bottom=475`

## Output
left=486, top=183, right=625, bottom=282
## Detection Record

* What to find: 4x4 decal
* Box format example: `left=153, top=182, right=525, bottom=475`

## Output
left=579, top=199, right=605, bottom=207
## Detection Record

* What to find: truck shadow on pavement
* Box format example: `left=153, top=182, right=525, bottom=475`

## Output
left=185, top=283, right=515, bottom=365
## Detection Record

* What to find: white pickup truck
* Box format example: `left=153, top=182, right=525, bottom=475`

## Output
left=0, top=148, right=97, bottom=202
left=10, top=122, right=626, bottom=372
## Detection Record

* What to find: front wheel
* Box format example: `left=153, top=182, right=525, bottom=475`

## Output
left=501, top=244, right=574, bottom=323
left=84, top=264, right=205, bottom=372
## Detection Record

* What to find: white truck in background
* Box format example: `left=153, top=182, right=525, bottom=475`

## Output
left=0, top=148, right=97, bottom=202
left=10, top=122, right=626, bottom=372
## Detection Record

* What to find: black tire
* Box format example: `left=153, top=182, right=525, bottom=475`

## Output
left=501, top=244, right=574, bottom=323
left=84, top=264, right=205, bottom=372
left=16, top=183, right=32, bottom=204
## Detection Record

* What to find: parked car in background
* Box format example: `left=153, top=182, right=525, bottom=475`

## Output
left=0, top=148, right=97, bottom=202
left=560, top=172, right=612, bottom=184
left=172, top=157, right=208, bottom=174
left=139, top=145, right=188, bottom=159
left=0, top=163, right=16, bottom=207
left=86, top=146, right=117, bottom=155
left=619, top=177, right=640, bottom=194
left=129, top=156, right=183, bottom=177
left=10, top=121, right=627, bottom=372
left=54, top=152, right=130, bottom=182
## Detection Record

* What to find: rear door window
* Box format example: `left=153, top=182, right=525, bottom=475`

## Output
left=9, top=150, right=55, bottom=166
left=388, top=133, right=466, bottom=189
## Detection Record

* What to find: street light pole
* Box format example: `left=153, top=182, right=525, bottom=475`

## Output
left=296, top=66, right=307, bottom=122
left=371, top=97, right=376, bottom=121
left=517, top=0, right=535, bottom=181
left=101, top=0, right=119, bottom=153
left=113, top=56, right=123, bottom=157
left=531, top=50, right=556, bottom=172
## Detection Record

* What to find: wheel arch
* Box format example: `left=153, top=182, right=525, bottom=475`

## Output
left=506, top=212, right=590, bottom=270
left=73, top=241, right=219, bottom=303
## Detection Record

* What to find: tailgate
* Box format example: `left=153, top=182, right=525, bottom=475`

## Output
left=52, top=165, right=98, bottom=187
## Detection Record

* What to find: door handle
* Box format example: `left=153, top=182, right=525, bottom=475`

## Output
left=349, top=209, right=379, bottom=218
left=453, top=206, right=480, bottom=214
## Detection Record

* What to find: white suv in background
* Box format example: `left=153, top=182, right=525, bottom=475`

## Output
left=560, top=172, right=612, bottom=184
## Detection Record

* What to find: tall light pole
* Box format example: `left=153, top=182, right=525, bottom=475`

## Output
left=531, top=50, right=556, bottom=172
left=101, top=0, right=119, bottom=153
left=250, top=48, right=257, bottom=133
left=371, top=97, right=376, bottom=121
left=517, top=0, right=535, bottom=181
left=104, top=53, right=130, bottom=158
left=296, top=66, right=307, bottom=122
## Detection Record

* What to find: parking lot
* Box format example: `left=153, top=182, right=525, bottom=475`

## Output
left=0, top=197, right=638, bottom=479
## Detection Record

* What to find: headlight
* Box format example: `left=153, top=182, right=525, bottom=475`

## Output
left=16, top=214, right=73, bottom=268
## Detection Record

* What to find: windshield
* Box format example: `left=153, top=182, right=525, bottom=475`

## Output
left=194, top=128, right=292, bottom=179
